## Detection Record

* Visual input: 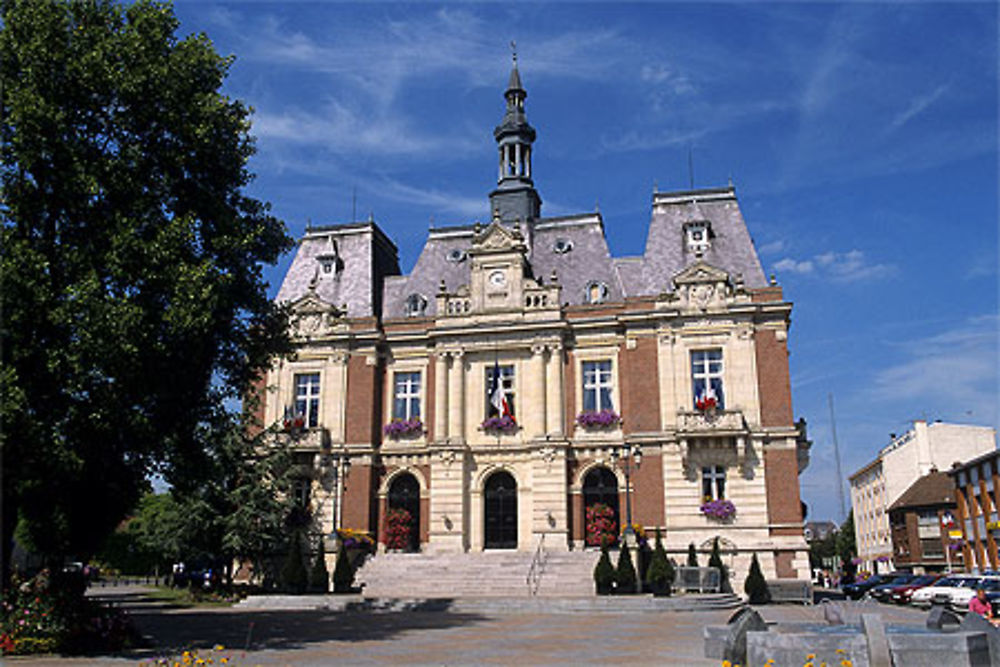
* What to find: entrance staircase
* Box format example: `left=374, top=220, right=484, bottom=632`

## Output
left=356, top=550, right=602, bottom=598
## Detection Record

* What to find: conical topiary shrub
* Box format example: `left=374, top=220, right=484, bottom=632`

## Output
left=594, top=541, right=615, bottom=595
left=309, top=538, right=330, bottom=593
left=687, top=542, right=699, bottom=567
left=280, top=531, right=308, bottom=594
left=744, top=553, right=771, bottom=604
left=616, top=544, right=638, bottom=594
left=645, top=528, right=674, bottom=597
left=332, top=544, right=355, bottom=594
left=708, top=537, right=731, bottom=593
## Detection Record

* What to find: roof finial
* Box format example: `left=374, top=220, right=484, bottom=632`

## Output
left=510, top=40, right=517, bottom=66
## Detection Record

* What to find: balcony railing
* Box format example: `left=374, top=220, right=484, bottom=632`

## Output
left=274, top=426, right=329, bottom=450
left=676, top=409, right=746, bottom=434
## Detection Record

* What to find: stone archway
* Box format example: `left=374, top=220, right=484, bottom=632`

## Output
left=388, top=472, right=421, bottom=552
left=484, top=470, right=518, bottom=549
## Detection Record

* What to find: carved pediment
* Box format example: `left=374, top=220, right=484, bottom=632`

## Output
left=470, top=220, right=526, bottom=254
left=672, top=261, right=730, bottom=287
left=671, top=261, right=733, bottom=312
left=289, top=291, right=345, bottom=339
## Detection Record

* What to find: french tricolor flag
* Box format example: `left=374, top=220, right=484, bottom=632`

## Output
left=490, top=360, right=513, bottom=419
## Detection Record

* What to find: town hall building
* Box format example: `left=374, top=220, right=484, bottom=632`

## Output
left=253, top=58, right=812, bottom=581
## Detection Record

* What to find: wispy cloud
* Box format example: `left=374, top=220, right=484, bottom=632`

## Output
left=253, top=102, right=478, bottom=157
left=873, top=315, right=999, bottom=423
left=889, top=83, right=950, bottom=131
left=757, top=240, right=786, bottom=256
left=773, top=249, right=896, bottom=283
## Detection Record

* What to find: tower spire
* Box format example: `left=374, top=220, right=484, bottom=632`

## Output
left=489, top=48, right=541, bottom=224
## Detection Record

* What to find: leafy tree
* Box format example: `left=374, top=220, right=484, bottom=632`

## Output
left=645, top=528, right=673, bottom=596
left=615, top=545, right=638, bottom=594
left=837, top=511, right=858, bottom=583
left=593, top=543, right=615, bottom=594
left=280, top=531, right=307, bottom=594
left=309, top=537, right=329, bottom=594
left=744, top=553, right=771, bottom=604
left=708, top=537, right=730, bottom=593
left=96, top=492, right=185, bottom=575
left=0, top=0, right=292, bottom=576
left=687, top=542, right=699, bottom=567
left=332, top=545, right=354, bottom=594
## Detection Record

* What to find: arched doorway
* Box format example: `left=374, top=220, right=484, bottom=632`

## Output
left=583, top=466, right=619, bottom=547
left=484, top=471, right=517, bottom=549
left=387, top=473, right=420, bottom=552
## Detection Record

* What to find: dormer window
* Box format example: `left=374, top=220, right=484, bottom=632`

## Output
left=585, top=281, right=609, bottom=304
left=446, top=249, right=467, bottom=263
left=405, top=294, right=428, bottom=317
left=684, top=221, right=712, bottom=255
left=317, top=238, right=340, bottom=274
left=552, top=238, right=573, bottom=254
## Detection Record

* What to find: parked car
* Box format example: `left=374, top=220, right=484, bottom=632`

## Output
left=889, top=574, right=942, bottom=604
left=869, top=573, right=918, bottom=603
left=910, top=575, right=981, bottom=608
left=949, top=577, right=1000, bottom=613
left=842, top=574, right=888, bottom=600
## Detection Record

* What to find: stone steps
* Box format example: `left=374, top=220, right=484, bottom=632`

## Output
left=356, top=550, right=602, bottom=598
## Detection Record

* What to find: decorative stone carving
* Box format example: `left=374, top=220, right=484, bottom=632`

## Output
left=289, top=291, right=344, bottom=340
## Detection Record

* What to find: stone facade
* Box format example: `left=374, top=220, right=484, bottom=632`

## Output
left=257, top=60, right=812, bottom=580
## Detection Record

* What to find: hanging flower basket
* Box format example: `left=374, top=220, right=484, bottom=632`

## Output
left=576, top=410, right=622, bottom=429
left=384, top=508, right=414, bottom=551
left=875, top=555, right=891, bottom=563
left=586, top=503, right=618, bottom=547
left=481, top=415, right=517, bottom=433
left=383, top=419, right=423, bottom=438
left=699, top=498, right=736, bottom=521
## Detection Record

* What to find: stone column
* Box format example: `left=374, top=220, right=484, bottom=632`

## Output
left=526, top=344, right=547, bottom=440
left=447, top=350, right=465, bottom=443
left=515, top=143, right=522, bottom=176
left=545, top=344, right=565, bottom=437
left=434, top=352, right=448, bottom=442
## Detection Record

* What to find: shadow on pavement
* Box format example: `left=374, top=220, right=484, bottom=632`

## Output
left=125, top=605, right=489, bottom=659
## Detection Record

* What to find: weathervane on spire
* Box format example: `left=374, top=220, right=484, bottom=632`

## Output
left=510, top=40, right=517, bottom=65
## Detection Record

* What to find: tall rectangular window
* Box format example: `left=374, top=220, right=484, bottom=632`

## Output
left=393, top=372, right=421, bottom=420
left=485, top=365, right=515, bottom=417
left=691, top=349, right=725, bottom=409
left=294, top=373, right=321, bottom=428
left=582, top=360, right=614, bottom=412
left=702, top=465, right=726, bottom=500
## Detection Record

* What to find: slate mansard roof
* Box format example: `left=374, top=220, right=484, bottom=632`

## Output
left=277, top=184, right=768, bottom=320
left=275, top=63, right=768, bottom=318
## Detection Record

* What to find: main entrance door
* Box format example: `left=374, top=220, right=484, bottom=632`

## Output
left=484, top=471, right=517, bottom=549
left=583, top=466, right=620, bottom=547
left=388, top=473, right=420, bottom=552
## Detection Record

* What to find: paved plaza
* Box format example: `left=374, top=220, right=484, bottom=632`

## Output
left=8, top=586, right=930, bottom=666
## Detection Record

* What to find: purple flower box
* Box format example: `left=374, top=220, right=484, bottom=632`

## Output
left=481, top=415, right=517, bottom=432
left=383, top=419, right=423, bottom=438
left=576, top=410, right=622, bottom=428
left=699, top=498, right=736, bottom=521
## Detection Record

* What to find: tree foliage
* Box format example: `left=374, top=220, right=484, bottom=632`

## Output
left=0, top=0, right=292, bottom=571
left=593, top=543, right=615, bottom=594
left=744, top=553, right=771, bottom=605
left=644, top=528, right=674, bottom=596
left=687, top=542, right=699, bottom=567
left=615, top=545, right=637, bottom=593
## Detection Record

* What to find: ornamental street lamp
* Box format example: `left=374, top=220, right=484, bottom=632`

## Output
left=313, top=451, right=351, bottom=535
left=611, top=444, right=642, bottom=544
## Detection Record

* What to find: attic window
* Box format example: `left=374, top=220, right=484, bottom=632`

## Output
left=552, top=238, right=573, bottom=254
left=684, top=221, right=712, bottom=255
left=585, top=281, right=609, bottom=304
left=446, top=249, right=467, bottom=263
left=405, top=294, right=428, bottom=317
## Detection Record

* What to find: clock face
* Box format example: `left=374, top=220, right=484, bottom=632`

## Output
left=488, top=270, right=507, bottom=287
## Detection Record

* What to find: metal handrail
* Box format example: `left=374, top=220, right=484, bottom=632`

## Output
left=526, top=533, right=547, bottom=596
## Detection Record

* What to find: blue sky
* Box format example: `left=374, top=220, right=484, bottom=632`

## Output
left=173, top=2, right=998, bottom=522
